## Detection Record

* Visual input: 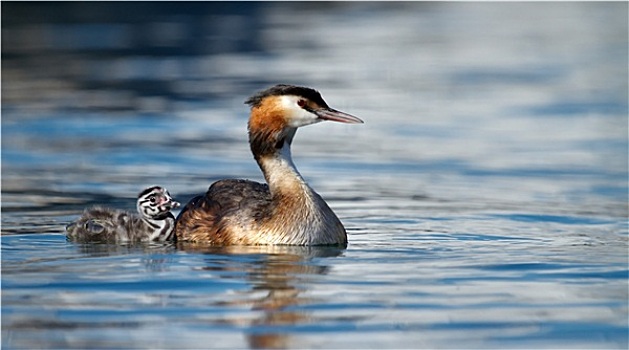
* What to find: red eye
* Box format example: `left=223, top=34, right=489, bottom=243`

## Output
left=297, top=99, right=306, bottom=108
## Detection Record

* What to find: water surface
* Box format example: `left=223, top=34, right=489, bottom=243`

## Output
left=2, top=3, right=628, bottom=349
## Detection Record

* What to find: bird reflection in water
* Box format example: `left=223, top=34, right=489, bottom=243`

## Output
left=178, top=243, right=345, bottom=349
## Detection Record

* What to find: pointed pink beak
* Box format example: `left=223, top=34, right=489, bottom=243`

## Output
left=315, top=108, right=364, bottom=124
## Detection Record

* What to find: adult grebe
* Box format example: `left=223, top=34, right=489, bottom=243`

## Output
left=66, top=186, right=180, bottom=243
left=175, top=84, right=363, bottom=245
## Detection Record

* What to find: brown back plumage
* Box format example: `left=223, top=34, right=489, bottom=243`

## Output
left=174, top=179, right=273, bottom=244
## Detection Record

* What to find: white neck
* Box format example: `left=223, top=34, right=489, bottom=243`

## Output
left=259, top=137, right=310, bottom=198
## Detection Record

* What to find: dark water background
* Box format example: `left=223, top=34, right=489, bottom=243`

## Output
left=2, top=2, right=628, bottom=349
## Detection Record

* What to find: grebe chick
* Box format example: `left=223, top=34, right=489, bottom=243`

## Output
left=175, top=84, right=363, bottom=245
left=66, top=186, right=180, bottom=243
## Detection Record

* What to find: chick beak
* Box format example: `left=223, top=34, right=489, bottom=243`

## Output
left=160, top=196, right=180, bottom=210
left=315, top=107, right=364, bottom=124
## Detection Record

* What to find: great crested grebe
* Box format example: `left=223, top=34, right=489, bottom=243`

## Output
left=66, top=186, right=180, bottom=243
left=175, top=84, right=363, bottom=245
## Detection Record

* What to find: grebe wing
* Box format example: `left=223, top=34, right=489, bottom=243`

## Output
left=207, top=179, right=271, bottom=205
left=175, top=179, right=272, bottom=242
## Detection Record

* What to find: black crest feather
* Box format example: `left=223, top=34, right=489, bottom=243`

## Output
left=244, top=84, right=329, bottom=108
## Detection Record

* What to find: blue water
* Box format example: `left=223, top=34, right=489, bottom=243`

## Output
left=2, top=2, right=628, bottom=349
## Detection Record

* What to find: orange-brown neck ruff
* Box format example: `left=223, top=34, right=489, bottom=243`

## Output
left=248, top=96, right=290, bottom=162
